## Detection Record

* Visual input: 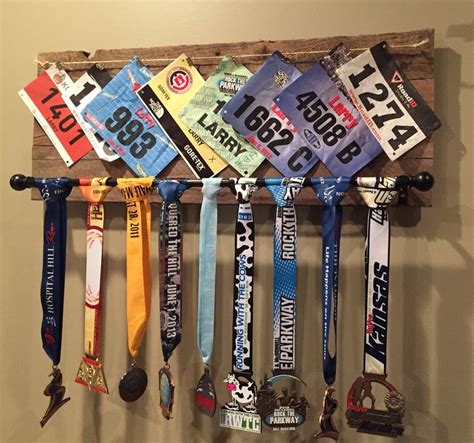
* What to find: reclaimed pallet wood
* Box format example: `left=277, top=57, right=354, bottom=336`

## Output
left=31, top=28, right=435, bottom=205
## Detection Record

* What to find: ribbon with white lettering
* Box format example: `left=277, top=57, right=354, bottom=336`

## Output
left=230, top=178, right=258, bottom=376
left=219, top=178, right=261, bottom=433
left=256, top=177, right=309, bottom=431
left=357, top=177, right=399, bottom=375
left=75, top=178, right=112, bottom=394
left=195, top=177, right=222, bottom=416
left=266, top=177, right=304, bottom=373
left=35, top=178, right=72, bottom=426
left=156, top=180, right=189, bottom=419
left=117, top=177, right=154, bottom=403
left=312, top=177, right=351, bottom=440
left=346, top=177, right=406, bottom=438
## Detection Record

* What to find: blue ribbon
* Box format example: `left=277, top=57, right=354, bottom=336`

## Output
left=267, top=178, right=303, bottom=373
left=35, top=178, right=71, bottom=366
left=157, top=181, right=189, bottom=363
left=197, top=178, right=222, bottom=365
left=312, top=177, right=351, bottom=385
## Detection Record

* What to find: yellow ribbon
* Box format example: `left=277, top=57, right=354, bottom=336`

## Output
left=117, top=177, right=154, bottom=359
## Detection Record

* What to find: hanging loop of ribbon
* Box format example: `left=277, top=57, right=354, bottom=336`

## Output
left=156, top=181, right=190, bottom=363
left=356, top=177, right=399, bottom=376
left=312, top=177, right=351, bottom=386
left=267, top=177, right=304, bottom=373
left=197, top=178, right=222, bottom=365
left=229, top=178, right=258, bottom=376
left=117, top=177, right=154, bottom=360
left=35, top=178, right=72, bottom=366
left=78, top=178, right=112, bottom=359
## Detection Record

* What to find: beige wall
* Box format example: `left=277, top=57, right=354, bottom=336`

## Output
left=1, top=1, right=473, bottom=442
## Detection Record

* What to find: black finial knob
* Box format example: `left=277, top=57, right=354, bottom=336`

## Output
left=10, top=174, right=28, bottom=191
left=411, top=171, right=434, bottom=192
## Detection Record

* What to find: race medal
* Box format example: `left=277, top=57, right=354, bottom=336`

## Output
left=221, top=52, right=319, bottom=176
left=336, top=42, right=441, bottom=160
left=19, top=66, right=92, bottom=166
left=179, top=56, right=265, bottom=177
left=66, top=65, right=119, bottom=162
left=119, top=365, right=148, bottom=402
left=275, top=63, right=382, bottom=176
left=195, top=178, right=222, bottom=416
left=136, top=55, right=227, bottom=178
left=159, top=366, right=175, bottom=419
left=117, top=178, right=155, bottom=402
left=82, top=57, right=177, bottom=177
left=34, top=178, right=72, bottom=426
left=75, top=178, right=112, bottom=394
left=220, top=179, right=261, bottom=433
left=257, top=177, right=309, bottom=431
left=257, top=373, right=309, bottom=431
left=346, top=177, right=405, bottom=437
left=195, top=366, right=217, bottom=417
left=156, top=180, right=190, bottom=419
left=311, top=177, right=351, bottom=440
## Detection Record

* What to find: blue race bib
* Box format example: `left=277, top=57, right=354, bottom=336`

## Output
left=221, top=52, right=319, bottom=176
left=275, top=63, right=382, bottom=176
left=82, top=56, right=177, bottom=177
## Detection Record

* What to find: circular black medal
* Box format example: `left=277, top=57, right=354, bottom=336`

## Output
left=119, top=366, right=148, bottom=402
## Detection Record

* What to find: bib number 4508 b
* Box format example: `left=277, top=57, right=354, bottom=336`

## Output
left=232, top=94, right=313, bottom=172
left=105, top=106, right=156, bottom=159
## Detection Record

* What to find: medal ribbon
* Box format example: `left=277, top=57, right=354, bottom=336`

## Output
left=117, top=178, right=154, bottom=359
left=157, top=181, right=189, bottom=363
left=35, top=178, right=72, bottom=365
left=197, top=178, right=222, bottom=365
left=357, top=177, right=399, bottom=376
left=267, top=177, right=304, bottom=373
left=79, top=178, right=112, bottom=358
left=230, top=178, right=258, bottom=376
left=312, top=177, right=351, bottom=385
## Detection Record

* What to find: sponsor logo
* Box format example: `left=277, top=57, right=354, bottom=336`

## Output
left=52, top=71, right=66, bottom=84
left=304, top=128, right=320, bottom=148
left=218, top=74, right=247, bottom=95
left=272, top=70, right=290, bottom=87
left=395, top=83, right=417, bottom=108
left=390, top=70, right=403, bottom=84
left=167, top=67, right=193, bottom=93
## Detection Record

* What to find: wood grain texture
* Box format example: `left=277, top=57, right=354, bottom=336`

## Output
left=30, top=29, right=435, bottom=205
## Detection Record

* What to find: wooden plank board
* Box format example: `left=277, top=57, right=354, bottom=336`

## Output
left=31, top=29, right=435, bottom=205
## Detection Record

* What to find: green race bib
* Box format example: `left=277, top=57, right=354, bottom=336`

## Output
left=179, top=57, right=265, bottom=177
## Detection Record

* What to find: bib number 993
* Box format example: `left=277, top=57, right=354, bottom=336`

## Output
left=105, top=106, right=156, bottom=159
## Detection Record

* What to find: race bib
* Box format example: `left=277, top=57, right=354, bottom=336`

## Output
left=66, top=65, right=119, bottom=162
left=336, top=42, right=441, bottom=160
left=136, top=55, right=227, bottom=178
left=179, top=56, right=265, bottom=177
left=275, top=63, right=382, bottom=176
left=221, top=52, right=319, bottom=176
left=82, top=56, right=177, bottom=177
left=19, top=64, right=92, bottom=166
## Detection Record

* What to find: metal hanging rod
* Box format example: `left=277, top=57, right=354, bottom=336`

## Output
left=9, top=173, right=434, bottom=192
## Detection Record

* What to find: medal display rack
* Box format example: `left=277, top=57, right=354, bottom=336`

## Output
left=9, top=172, right=435, bottom=193
left=29, top=29, right=435, bottom=206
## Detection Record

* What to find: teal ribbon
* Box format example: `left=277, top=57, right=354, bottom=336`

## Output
left=197, top=178, right=222, bottom=365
